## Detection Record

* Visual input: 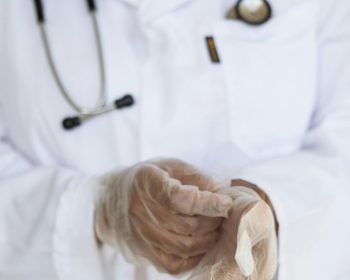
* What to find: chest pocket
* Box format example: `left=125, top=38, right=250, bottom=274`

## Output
left=213, top=0, right=317, bottom=159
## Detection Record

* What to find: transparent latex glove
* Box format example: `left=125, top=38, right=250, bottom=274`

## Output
left=189, top=186, right=278, bottom=280
left=94, top=159, right=233, bottom=274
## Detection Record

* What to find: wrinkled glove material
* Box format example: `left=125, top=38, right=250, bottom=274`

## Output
left=189, top=186, right=278, bottom=280
left=94, top=159, right=234, bottom=274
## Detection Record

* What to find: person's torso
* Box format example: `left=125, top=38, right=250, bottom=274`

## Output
left=0, top=0, right=318, bottom=179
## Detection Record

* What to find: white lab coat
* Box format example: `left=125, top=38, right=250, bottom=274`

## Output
left=0, top=0, right=350, bottom=279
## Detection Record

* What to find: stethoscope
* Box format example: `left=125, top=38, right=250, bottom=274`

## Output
left=32, top=0, right=272, bottom=130
left=33, top=0, right=135, bottom=130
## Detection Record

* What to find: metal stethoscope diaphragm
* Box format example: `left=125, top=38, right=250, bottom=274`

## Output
left=227, top=0, right=272, bottom=25
left=33, top=0, right=135, bottom=130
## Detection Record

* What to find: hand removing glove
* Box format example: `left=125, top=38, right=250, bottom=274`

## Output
left=94, top=159, right=233, bottom=274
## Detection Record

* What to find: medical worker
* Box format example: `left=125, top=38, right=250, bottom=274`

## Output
left=0, top=0, right=350, bottom=279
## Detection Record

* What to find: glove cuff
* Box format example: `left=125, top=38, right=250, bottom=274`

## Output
left=231, top=179, right=279, bottom=234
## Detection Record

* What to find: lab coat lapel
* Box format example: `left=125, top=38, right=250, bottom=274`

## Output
left=138, top=0, right=196, bottom=23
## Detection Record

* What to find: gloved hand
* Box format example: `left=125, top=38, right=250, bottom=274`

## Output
left=94, top=159, right=233, bottom=274
left=189, top=186, right=278, bottom=280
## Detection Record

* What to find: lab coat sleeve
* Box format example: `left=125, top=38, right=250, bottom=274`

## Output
left=0, top=99, right=103, bottom=279
left=232, top=2, right=350, bottom=279
left=0, top=106, right=104, bottom=279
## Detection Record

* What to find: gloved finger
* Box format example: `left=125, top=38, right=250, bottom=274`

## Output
left=161, top=214, right=223, bottom=236
left=153, top=158, right=217, bottom=191
left=134, top=164, right=233, bottom=217
left=132, top=214, right=220, bottom=258
left=131, top=192, right=223, bottom=236
left=168, top=184, right=233, bottom=217
left=149, top=247, right=204, bottom=275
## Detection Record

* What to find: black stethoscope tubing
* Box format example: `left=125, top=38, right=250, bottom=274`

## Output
left=33, top=0, right=97, bottom=23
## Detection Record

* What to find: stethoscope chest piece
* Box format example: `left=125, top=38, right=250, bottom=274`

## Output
left=227, top=0, right=272, bottom=25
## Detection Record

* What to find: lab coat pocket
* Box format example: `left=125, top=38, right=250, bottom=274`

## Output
left=213, top=0, right=317, bottom=159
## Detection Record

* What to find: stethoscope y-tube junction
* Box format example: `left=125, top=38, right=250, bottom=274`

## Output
left=63, top=94, right=135, bottom=130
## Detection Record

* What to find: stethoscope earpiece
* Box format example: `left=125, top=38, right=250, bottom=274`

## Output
left=227, top=0, right=272, bottom=25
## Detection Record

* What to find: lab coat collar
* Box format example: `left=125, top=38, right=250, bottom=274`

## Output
left=120, top=0, right=195, bottom=23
